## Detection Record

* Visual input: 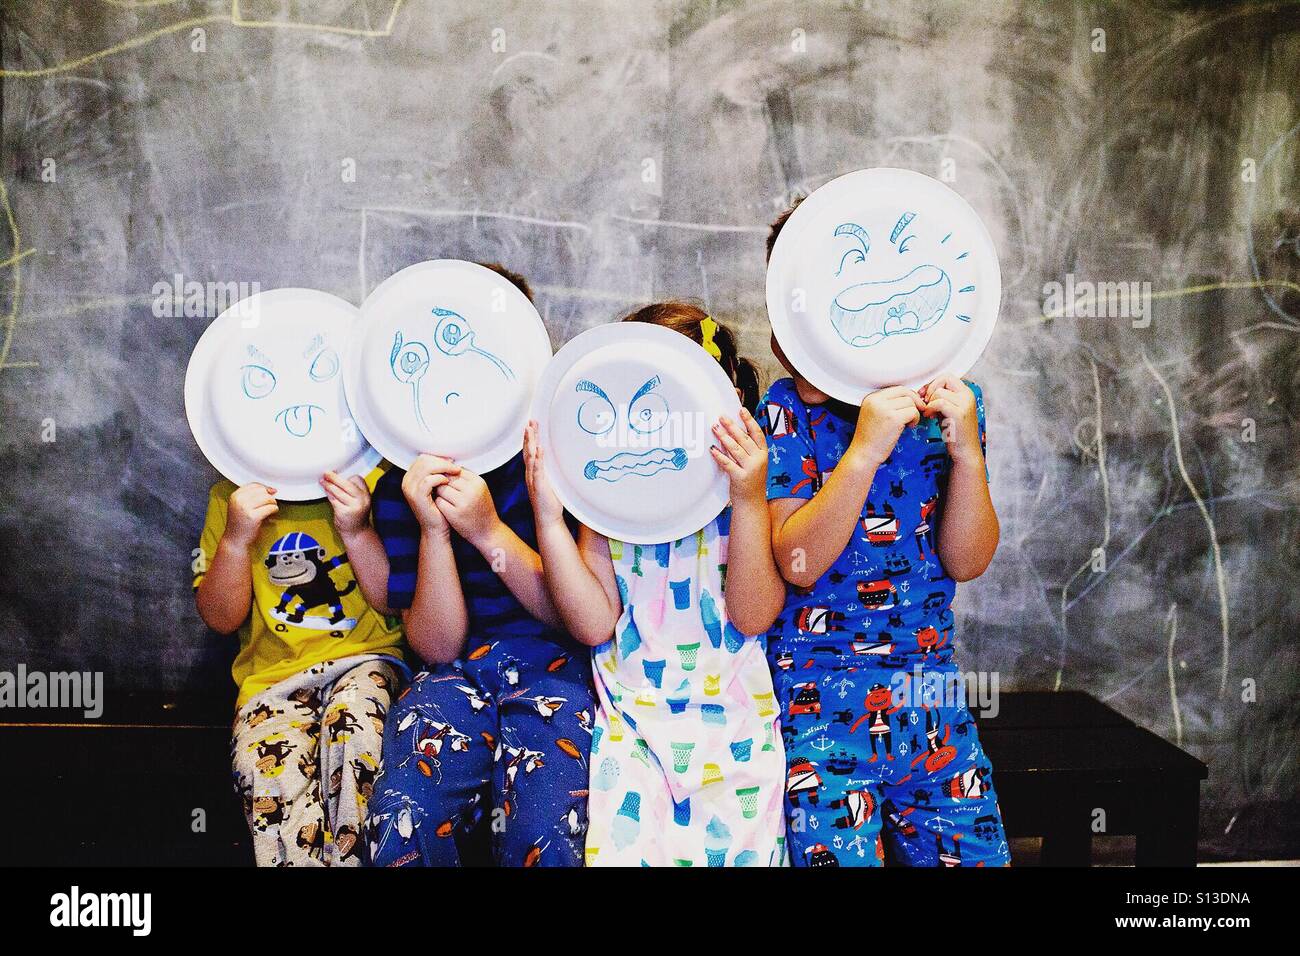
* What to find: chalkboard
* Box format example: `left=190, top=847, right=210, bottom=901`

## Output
left=1, top=0, right=1296, bottom=860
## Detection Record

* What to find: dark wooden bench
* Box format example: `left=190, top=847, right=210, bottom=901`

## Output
left=977, top=691, right=1208, bottom=866
left=1, top=690, right=1206, bottom=865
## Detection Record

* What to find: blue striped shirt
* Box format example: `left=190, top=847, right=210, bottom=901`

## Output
left=373, top=453, right=570, bottom=641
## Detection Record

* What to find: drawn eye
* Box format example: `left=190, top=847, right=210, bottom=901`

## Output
left=629, top=392, right=669, bottom=433
left=241, top=364, right=276, bottom=399
left=577, top=395, right=616, bottom=436
left=309, top=348, right=339, bottom=382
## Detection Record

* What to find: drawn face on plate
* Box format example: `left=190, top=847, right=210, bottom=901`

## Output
left=827, top=211, right=979, bottom=350
left=208, top=326, right=362, bottom=483
left=571, top=373, right=688, bottom=482
left=546, top=346, right=719, bottom=529
left=387, top=306, right=516, bottom=443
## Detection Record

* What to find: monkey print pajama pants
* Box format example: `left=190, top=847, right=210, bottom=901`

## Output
left=775, top=650, right=1010, bottom=867
left=365, top=636, right=595, bottom=867
left=230, top=655, right=402, bottom=866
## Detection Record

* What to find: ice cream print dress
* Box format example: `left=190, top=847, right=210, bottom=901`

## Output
left=584, top=510, right=787, bottom=867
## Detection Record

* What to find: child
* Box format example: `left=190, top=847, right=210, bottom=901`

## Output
left=194, top=469, right=405, bottom=867
left=524, top=303, right=788, bottom=867
left=761, top=201, right=1009, bottom=867
left=359, top=264, right=595, bottom=867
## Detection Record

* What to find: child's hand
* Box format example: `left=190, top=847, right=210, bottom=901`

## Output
left=710, top=407, right=768, bottom=504
left=435, top=468, right=502, bottom=549
left=848, top=386, right=924, bottom=468
left=225, top=482, right=278, bottom=548
left=321, top=470, right=370, bottom=537
left=921, top=374, right=982, bottom=467
left=523, top=421, right=565, bottom=527
left=402, top=454, right=460, bottom=535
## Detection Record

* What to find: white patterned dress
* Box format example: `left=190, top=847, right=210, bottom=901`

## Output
left=584, top=509, right=787, bottom=866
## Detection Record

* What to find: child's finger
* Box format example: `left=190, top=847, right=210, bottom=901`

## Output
left=739, top=406, right=766, bottom=446
left=437, top=483, right=465, bottom=507
left=710, top=445, right=741, bottom=479
left=719, top=416, right=758, bottom=456
left=712, top=421, right=746, bottom=462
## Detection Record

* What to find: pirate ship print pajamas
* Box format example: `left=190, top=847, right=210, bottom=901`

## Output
left=585, top=511, right=787, bottom=867
left=762, top=377, right=1009, bottom=867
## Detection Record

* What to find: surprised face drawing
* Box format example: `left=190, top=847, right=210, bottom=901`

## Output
left=387, top=307, right=517, bottom=447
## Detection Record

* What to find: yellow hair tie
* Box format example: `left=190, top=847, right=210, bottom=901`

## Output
left=700, top=315, right=723, bottom=361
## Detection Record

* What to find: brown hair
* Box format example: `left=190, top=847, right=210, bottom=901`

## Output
left=620, top=301, right=761, bottom=411
left=477, top=261, right=534, bottom=303
left=765, top=195, right=805, bottom=263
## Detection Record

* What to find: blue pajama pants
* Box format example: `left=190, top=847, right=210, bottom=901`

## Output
left=365, top=635, right=595, bottom=867
left=773, top=649, right=1010, bottom=867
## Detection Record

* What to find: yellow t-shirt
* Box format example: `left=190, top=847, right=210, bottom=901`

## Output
left=193, top=475, right=404, bottom=708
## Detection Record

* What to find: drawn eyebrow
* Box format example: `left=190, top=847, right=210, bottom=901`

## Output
left=575, top=379, right=611, bottom=402
left=631, top=376, right=661, bottom=404
left=246, top=345, right=275, bottom=368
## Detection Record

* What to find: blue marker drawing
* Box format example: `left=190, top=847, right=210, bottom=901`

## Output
left=829, top=264, right=952, bottom=348
left=240, top=345, right=330, bottom=437
left=431, top=307, right=514, bottom=380
left=890, top=212, right=916, bottom=244
left=576, top=376, right=689, bottom=482
left=390, top=331, right=431, bottom=430
left=833, top=222, right=870, bottom=276
left=275, top=403, right=324, bottom=438
left=584, top=447, right=688, bottom=482
left=241, top=364, right=276, bottom=399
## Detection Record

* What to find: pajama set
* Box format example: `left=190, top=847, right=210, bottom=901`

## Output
left=586, top=510, right=787, bottom=867
left=762, top=377, right=1010, bottom=867
left=365, top=454, right=596, bottom=867
left=195, top=478, right=407, bottom=867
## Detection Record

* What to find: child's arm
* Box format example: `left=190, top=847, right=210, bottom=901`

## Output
left=321, top=470, right=392, bottom=614
left=432, top=468, right=566, bottom=630
left=195, top=482, right=277, bottom=633
left=400, top=456, right=470, bottom=664
left=710, top=409, right=786, bottom=635
left=923, top=375, right=999, bottom=581
left=771, top=386, right=924, bottom=588
left=523, top=422, right=622, bottom=646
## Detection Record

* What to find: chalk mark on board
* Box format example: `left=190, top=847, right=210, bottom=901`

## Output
left=1164, top=603, right=1183, bottom=748
left=1142, top=351, right=1231, bottom=699
left=0, top=179, right=38, bottom=371
left=0, top=1, right=409, bottom=78
left=1246, top=119, right=1300, bottom=326
left=1055, top=358, right=1109, bottom=691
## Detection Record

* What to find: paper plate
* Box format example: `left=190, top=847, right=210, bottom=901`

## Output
left=185, top=288, right=380, bottom=500
left=530, top=322, right=739, bottom=545
left=347, top=260, right=553, bottom=473
left=766, top=167, right=1001, bottom=402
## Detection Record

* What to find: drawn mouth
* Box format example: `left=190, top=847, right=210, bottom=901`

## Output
left=584, top=447, right=688, bottom=482
left=275, top=404, right=324, bottom=437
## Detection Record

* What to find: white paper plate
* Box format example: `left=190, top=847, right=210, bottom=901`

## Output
left=347, top=260, right=553, bottom=473
left=766, top=167, right=1001, bottom=402
left=185, top=288, right=380, bottom=500
left=530, top=322, right=739, bottom=545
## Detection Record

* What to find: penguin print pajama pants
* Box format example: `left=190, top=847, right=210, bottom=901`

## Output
left=230, top=655, right=402, bottom=867
left=365, top=636, right=596, bottom=867
left=775, top=650, right=1010, bottom=867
